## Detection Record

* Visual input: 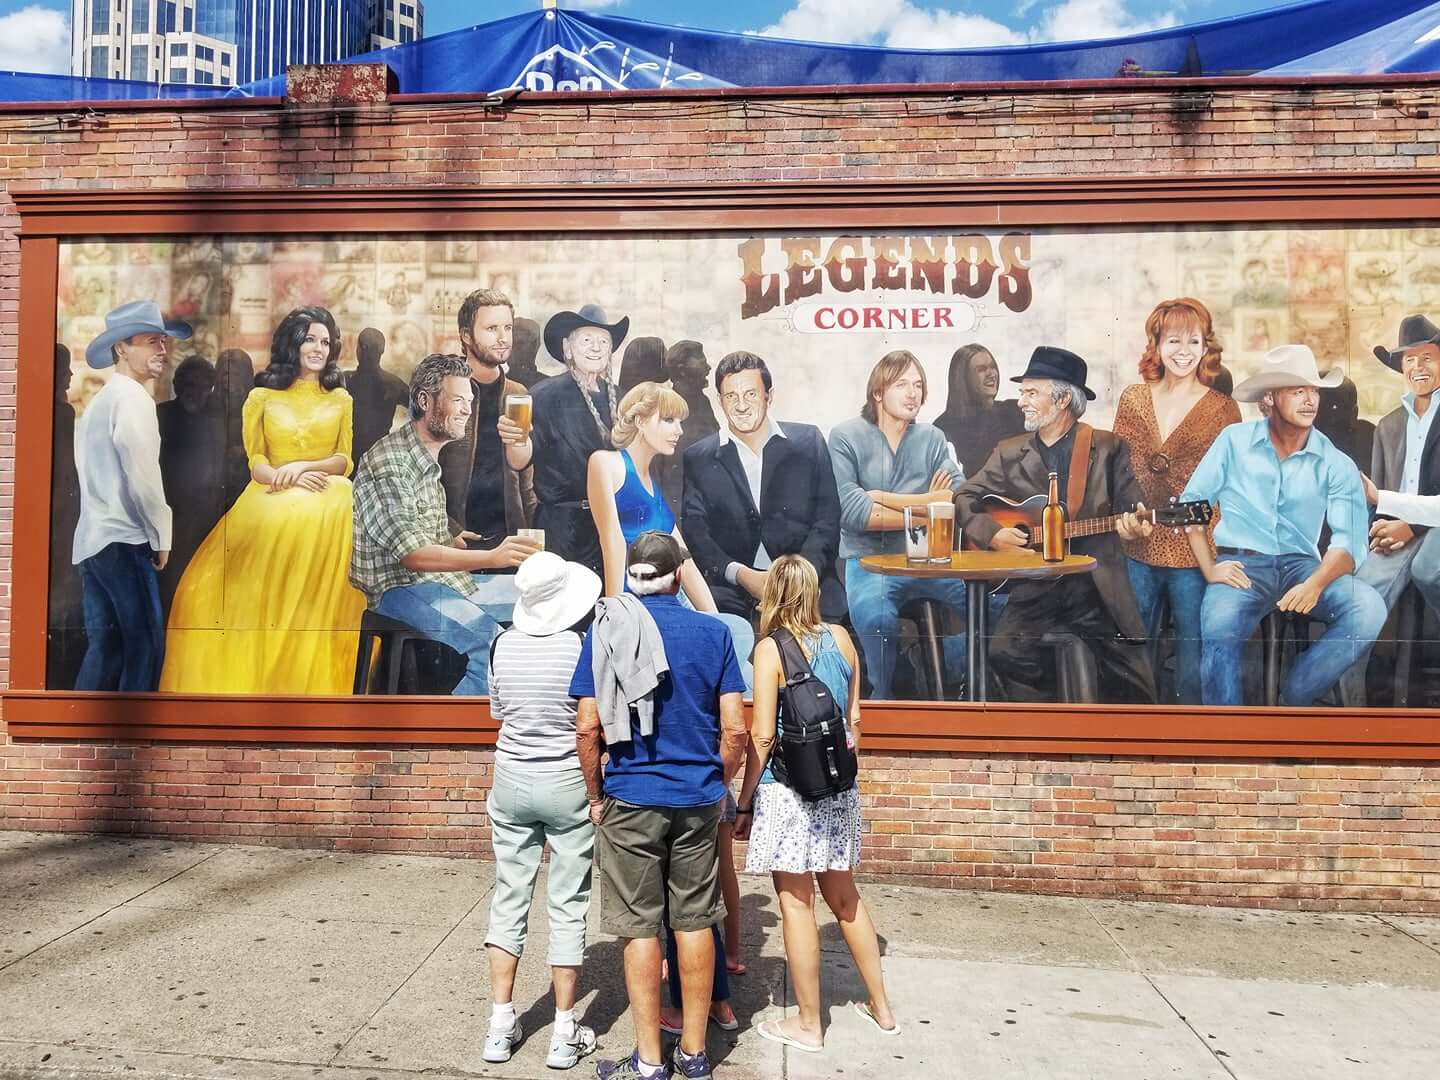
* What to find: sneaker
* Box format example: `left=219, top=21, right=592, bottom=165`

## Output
left=669, top=1044, right=714, bottom=1080
left=483, top=1018, right=523, bottom=1063
left=595, top=1049, right=661, bottom=1080
left=547, top=1023, right=597, bottom=1070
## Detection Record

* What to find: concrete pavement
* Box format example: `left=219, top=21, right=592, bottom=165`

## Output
left=0, top=830, right=1437, bottom=1079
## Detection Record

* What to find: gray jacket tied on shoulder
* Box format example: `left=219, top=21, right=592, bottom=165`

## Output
left=590, top=595, right=669, bottom=746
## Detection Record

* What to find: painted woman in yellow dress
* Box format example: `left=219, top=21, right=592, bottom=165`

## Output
left=161, top=307, right=366, bottom=693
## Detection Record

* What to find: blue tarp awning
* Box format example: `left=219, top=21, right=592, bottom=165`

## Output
left=6, top=0, right=1440, bottom=104
left=232, top=0, right=1440, bottom=97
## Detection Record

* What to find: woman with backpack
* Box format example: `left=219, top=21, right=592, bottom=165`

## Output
left=735, top=554, right=900, bottom=1052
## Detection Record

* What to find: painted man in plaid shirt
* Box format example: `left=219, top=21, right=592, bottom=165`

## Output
left=350, top=353, right=541, bottom=694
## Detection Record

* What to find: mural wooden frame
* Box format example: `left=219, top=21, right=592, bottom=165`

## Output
left=7, top=172, right=1440, bottom=759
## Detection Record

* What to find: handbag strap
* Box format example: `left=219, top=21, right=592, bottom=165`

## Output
left=1067, top=422, right=1092, bottom=513
left=769, top=626, right=815, bottom=683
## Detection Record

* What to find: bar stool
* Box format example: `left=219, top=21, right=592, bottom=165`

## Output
left=1040, top=631, right=1099, bottom=702
left=1259, top=609, right=1326, bottom=707
left=899, top=598, right=948, bottom=698
left=353, top=609, right=437, bottom=695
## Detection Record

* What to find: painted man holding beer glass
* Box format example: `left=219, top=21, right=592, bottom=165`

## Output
left=828, top=350, right=969, bottom=699
left=438, top=289, right=541, bottom=617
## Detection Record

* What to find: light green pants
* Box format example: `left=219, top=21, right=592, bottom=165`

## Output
left=485, top=767, right=595, bottom=967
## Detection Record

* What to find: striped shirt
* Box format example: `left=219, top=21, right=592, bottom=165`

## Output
left=490, top=629, right=585, bottom=775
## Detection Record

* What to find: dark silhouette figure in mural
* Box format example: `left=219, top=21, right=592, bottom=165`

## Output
left=161, top=307, right=366, bottom=694
left=531, top=304, right=628, bottom=573
left=345, top=328, right=409, bottom=466
left=47, top=344, right=84, bottom=688
left=505, top=316, right=545, bottom=389
left=1316, top=376, right=1377, bottom=476
left=157, top=355, right=225, bottom=617
left=72, top=301, right=191, bottom=691
left=1111, top=298, right=1240, bottom=705
left=215, top=348, right=255, bottom=513
left=831, top=350, right=968, bottom=700
left=933, top=343, right=1026, bottom=478
left=957, top=346, right=1159, bottom=704
left=618, top=336, right=667, bottom=397
left=438, top=289, right=537, bottom=546
left=661, top=340, right=718, bottom=509
left=351, top=353, right=542, bottom=695
left=1181, top=344, right=1387, bottom=706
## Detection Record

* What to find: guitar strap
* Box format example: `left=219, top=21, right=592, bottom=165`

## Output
left=1066, top=423, right=1092, bottom=514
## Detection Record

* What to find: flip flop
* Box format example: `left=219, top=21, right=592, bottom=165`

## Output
left=756, top=1019, right=822, bottom=1054
left=725, top=960, right=748, bottom=976
left=710, top=1008, right=740, bottom=1032
left=854, top=1001, right=901, bottom=1036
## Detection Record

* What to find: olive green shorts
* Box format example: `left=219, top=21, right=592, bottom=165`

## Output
left=595, top=797, right=724, bottom=938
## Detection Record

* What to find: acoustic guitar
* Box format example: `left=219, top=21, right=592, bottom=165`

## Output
left=970, top=495, right=1213, bottom=550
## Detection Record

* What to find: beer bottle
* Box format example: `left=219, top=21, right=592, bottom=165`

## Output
left=1042, top=470, right=1066, bottom=562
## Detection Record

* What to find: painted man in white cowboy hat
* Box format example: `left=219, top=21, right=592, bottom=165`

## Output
left=71, top=300, right=191, bottom=690
left=529, top=304, right=629, bottom=574
left=1180, top=344, right=1386, bottom=706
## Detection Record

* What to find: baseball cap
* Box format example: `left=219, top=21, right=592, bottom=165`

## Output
left=626, top=531, right=690, bottom=581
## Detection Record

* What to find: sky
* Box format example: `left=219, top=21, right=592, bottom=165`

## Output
left=0, top=0, right=1301, bottom=77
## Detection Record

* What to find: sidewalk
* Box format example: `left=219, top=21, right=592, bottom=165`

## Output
left=0, top=831, right=1437, bottom=1080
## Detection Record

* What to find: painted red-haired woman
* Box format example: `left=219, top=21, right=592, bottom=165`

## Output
left=1112, top=298, right=1241, bottom=704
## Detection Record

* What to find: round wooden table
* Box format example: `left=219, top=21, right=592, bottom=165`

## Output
left=859, top=551, right=1097, bottom=702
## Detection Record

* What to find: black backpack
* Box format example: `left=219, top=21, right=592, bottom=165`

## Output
left=768, top=627, right=857, bottom=802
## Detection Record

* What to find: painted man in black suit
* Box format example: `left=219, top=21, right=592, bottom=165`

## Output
left=680, top=350, right=843, bottom=622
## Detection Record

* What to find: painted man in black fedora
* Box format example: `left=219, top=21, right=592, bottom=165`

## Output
left=955, top=346, right=1158, bottom=704
left=530, top=304, right=629, bottom=573
left=1339, top=315, right=1440, bottom=703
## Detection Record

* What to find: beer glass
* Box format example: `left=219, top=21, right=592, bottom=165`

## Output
left=903, top=506, right=929, bottom=565
left=928, top=501, right=955, bottom=563
left=517, top=528, right=545, bottom=550
left=505, top=393, right=533, bottom=437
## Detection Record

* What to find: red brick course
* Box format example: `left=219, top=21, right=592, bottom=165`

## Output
left=3, top=82, right=1440, bottom=909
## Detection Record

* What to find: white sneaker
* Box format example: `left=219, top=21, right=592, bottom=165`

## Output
left=483, top=1018, right=523, bottom=1063
left=546, top=1023, right=597, bottom=1070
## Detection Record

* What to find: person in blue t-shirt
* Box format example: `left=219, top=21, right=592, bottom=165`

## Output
left=574, top=531, right=747, bottom=1080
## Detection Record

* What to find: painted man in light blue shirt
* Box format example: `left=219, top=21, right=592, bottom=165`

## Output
left=1180, top=345, right=1386, bottom=706
left=829, top=349, right=966, bottom=699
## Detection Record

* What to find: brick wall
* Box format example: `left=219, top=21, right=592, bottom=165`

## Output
left=3, top=81, right=1440, bottom=910
left=1, top=741, right=1435, bottom=913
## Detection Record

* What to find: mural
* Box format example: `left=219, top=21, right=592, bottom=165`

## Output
left=45, top=225, right=1440, bottom=708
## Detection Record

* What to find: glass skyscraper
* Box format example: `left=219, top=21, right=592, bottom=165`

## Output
left=71, top=1, right=423, bottom=86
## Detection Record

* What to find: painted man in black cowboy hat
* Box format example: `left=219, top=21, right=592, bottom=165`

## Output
left=530, top=304, right=629, bottom=573
left=1338, top=315, right=1440, bottom=703
left=955, top=346, right=1158, bottom=704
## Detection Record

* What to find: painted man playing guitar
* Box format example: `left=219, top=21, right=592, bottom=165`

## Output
left=955, top=347, right=1162, bottom=704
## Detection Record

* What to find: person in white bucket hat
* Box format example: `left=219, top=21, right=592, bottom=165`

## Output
left=482, top=551, right=602, bottom=1070
left=1179, top=344, right=1385, bottom=706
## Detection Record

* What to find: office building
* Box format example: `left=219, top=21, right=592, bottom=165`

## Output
left=71, top=1, right=423, bottom=87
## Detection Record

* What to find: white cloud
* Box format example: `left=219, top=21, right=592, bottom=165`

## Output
left=754, top=0, right=1181, bottom=49
left=1030, top=0, right=1181, bottom=43
left=758, top=0, right=1021, bottom=49
left=0, top=4, right=69, bottom=75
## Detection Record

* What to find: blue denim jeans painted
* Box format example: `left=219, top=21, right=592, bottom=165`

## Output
left=843, top=556, right=968, bottom=700
left=1199, top=553, right=1386, bottom=706
left=1127, top=559, right=1207, bottom=705
left=75, top=542, right=164, bottom=691
left=374, top=578, right=511, bottom=695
